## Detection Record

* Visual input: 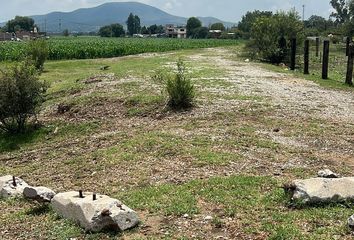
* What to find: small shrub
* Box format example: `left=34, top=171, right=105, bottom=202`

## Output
left=0, top=62, right=47, bottom=133
left=27, top=39, right=49, bottom=72
left=166, top=60, right=195, bottom=109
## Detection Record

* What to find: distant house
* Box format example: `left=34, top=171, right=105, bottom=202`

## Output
left=165, top=24, right=187, bottom=39
left=15, top=30, right=43, bottom=40
left=0, top=27, right=46, bottom=41
left=0, top=32, right=13, bottom=41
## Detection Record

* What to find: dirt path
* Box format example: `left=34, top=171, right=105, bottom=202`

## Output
left=192, top=48, right=354, bottom=122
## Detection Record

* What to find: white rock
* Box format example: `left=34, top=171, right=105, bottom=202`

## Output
left=348, top=215, right=354, bottom=229
left=51, top=191, right=139, bottom=232
left=317, top=169, right=339, bottom=178
left=183, top=213, right=189, bottom=218
left=289, top=177, right=354, bottom=204
left=204, top=215, right=213, bottom=221
left=0, top=175, right=29, bottom=198
left=23, top=186, right=56, bottom=202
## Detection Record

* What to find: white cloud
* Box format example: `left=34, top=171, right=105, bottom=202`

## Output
left=0, top=0, right=331, bottom=23
left=164, top=2, right=173, bottom=10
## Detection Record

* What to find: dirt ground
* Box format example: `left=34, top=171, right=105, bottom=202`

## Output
left=1, top=47, right=354, bottom=239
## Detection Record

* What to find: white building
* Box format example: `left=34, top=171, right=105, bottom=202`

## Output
left=165, top=24, right=187, bottom=39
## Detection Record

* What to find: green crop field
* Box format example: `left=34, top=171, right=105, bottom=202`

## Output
left=0, top=37, right=241, bottom=61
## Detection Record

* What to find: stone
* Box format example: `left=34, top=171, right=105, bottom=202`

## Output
left=317, top=169, right=339, bottom=178
left=23, top=186, right=56, bottom=202
left=348, top=215, right=354, bottom=230
left=0, top=175, right=29, bottom=198
left=51, top=191, right=139, bottom=232
left=204, top=215, right=213, bottom=221
left=286, top=177, right=354, bottom=204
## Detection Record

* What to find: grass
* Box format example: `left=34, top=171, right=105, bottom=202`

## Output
left=0, top=44, right=354, bottom=239
left=0, top=175, right=346, bottom=240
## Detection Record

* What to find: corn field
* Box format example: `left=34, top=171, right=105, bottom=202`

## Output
left=0, top=37, right=241, bottom=61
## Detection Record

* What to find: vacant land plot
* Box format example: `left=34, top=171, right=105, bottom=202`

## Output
left=0, top=45, right=353, bottom=239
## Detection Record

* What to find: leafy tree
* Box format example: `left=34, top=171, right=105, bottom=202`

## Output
left=156, top=25, right=165, bottom=34
left=147, top=24, right=165, bottom=34
left=329, top=0, right=354, bottom=36
left=330, top=0, right=351, bottom=24
left=5, top=16, right=35, bottom=32
left=238, top=10, right=273, bottom=37
left=186, top=17, right=202, bottom=37
left=63, top=29, right=70, bottom=37
left=0, top=62, right=47, bottom=133
left=99, top=23, right=125, bottom=37
left=134, top=15, right=141, bottom=34
left=210, top=22, right=225, bottom=31
left=250, top=10, right=303, bottom=63
left=141, top=26, right=149, bottom=34
left=191, top=27, right=209, bottom=39
left=126, top=13, right=141, bottom=35
left=304, top=16, right=335, bottom=36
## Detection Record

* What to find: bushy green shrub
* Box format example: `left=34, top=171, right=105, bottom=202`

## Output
left=27, top=39, right=49, bottom=71
left=166, top=60, right=195, bottom=109
left=154, top=60, right=195, bottom=110
left=0, top=62, right=47, bottom=133
left=249, top=10, right=304, bottom=64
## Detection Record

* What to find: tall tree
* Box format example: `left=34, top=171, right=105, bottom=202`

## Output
left=210, top=23, right=225, bottom=31
left=134, top=15, right=141, bottom=34
left=99, top=24, right=125, bottom=37
left=238, top=10, right=273, bottom=33
left=5, top=16, right=35, bottom=32
left=126, top=13, right=141, bottom=35
left=186, top=17, right=202, bottom=37
left=305, top=15, right=328, bottom=31
left=330, top=0, right=348, bottom=24
left=330, top=0, right=354, bottom=36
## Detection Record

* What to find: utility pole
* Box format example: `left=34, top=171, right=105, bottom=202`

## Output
left=302, top=5, right=305, bottom=22
left=59, top=18, right=62, bottom=33
left=45, top=19, right=47, bottom=34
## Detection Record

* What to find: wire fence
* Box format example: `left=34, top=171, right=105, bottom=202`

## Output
left=293, top=39, right=350, bottom=83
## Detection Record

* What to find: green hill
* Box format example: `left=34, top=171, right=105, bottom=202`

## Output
left=26, top=2, right=235, bottom=33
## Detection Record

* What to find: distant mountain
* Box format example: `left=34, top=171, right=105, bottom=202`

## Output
left=2, top=2, right=235, bottom=33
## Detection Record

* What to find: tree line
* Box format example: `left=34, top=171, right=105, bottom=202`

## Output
left=98, top=14, right=230, bottom=39
left=1, top=14, right=234, bottom=39
left=239, top=0, right=354, bottom=64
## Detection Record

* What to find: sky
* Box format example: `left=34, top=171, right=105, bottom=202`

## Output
left=0, top=0, right=334, bottom=23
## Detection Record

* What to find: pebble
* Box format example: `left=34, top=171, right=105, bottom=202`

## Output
left=204, top=215, right=213, bottom=221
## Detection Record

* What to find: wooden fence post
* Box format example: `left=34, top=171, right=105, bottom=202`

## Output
left=346, top=43, right=354, bottom=86
left=290, top=38, right=297, bottom=70
left=304, top=39, right=310, bottom=74
left=322, top=40, right=330, bottom=79
left=346, top=37, right=351, bottom=56
left=316, top=37, right=320, bottom=57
